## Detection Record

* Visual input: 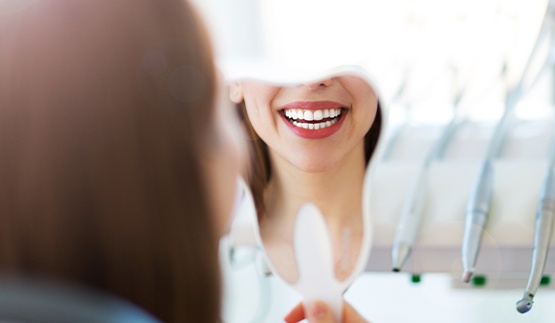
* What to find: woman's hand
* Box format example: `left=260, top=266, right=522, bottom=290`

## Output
left=284, top=301, right=368, bottom=323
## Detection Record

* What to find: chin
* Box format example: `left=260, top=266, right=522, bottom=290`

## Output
left=290, top=156, right=339, bottom=173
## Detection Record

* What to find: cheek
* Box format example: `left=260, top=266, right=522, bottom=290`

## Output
left=244, top=102, right=276, bottom=143
left=340, top=76, right=379, bottom=135
left=355, top=97, right=378, bottom=135
left=245, top=94, right=272, bottom=119
left=364, top=105, right=378, bottom=133
left=242, top=85, right=280, bottom=137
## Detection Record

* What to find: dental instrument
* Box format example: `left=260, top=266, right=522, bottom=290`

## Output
left=516, top=45, right=555, bottom=310
left=516, top=133, right=555, bottom=313
left=392, top=92, right=465, bottom=272
left=461, top=5, right=554, bottom=283
left=391, top=51, right=490, bottom=272
left=462, top=85, right=535, bottom=284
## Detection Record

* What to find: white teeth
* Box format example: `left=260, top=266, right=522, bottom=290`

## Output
left=283, top=107, right=343, bottom=133
left=313, top=110, right=323, bottom=121
left=283, top=108, right=342, bottom=120
left=290, top=120, right=336, bottom=131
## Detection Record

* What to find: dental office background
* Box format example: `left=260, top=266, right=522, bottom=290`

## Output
left=192, top=0, right=555, bottom=322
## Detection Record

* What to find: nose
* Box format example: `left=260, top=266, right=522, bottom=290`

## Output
left=303, top=78, right=333, bottom=90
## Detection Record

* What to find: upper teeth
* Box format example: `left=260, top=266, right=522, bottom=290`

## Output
left=283, top=108, right=342, bottom=121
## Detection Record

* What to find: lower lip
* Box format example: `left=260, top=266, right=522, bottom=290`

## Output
left=279, top=111, right=347, bottom=139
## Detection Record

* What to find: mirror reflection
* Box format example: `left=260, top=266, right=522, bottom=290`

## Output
left=230, top=72, right=383, bottom=283
left=206, top=0, right=555, bottom=321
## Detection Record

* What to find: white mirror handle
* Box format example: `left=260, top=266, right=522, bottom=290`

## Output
left=293, top=203, right=344, bottom=322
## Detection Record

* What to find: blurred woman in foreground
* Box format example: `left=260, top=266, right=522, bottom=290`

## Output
left=0, top=0, right=241, bottom=321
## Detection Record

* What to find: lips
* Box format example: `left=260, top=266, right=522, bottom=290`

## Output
left=278, top=101, right=347, bottom=139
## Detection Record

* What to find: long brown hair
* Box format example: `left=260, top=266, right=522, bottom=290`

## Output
left=0, top=0, right=221, bottom=321
left=238, top=100, right=382, bottom=217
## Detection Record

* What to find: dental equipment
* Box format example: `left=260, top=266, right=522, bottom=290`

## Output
left=516, top=132, right=555, bottom=313
left=516, top=41, right=555, bottom=311
left=390, top=49, right=492, bottom=271
left=392, top=90, right=465, bottom=272
left=461, top=5, right=554, bottom=283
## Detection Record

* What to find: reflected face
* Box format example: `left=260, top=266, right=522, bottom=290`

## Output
left=233, top=76, right=378, bottom=172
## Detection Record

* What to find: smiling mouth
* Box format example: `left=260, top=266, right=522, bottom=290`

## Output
left=279, top=108, right=346, bottom=130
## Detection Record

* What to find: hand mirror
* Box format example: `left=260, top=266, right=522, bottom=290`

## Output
left=228, top=65, right=385, bottom=321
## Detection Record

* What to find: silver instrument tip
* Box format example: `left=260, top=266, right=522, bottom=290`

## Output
left=462, top=270, right=473, bottom=283
left=516, top=296, right=534, bottom=314
left=392, top=242, right=411, bottom=273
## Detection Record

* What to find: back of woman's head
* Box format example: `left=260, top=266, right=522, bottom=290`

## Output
left=0, top=0, right=220, bottom=321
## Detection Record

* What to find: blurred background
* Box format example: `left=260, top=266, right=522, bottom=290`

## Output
left=194, top=0, right=553, bottom=123
left=193, top=0, right=555, bottom=322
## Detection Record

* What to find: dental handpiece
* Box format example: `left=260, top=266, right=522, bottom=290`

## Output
left=465, top=0, right=554, bottom=285
left=392, top=118, right=461, bottom=272
left=392, top=166, right=428, bottom=272
left=460, top=50, right=530, bottom=283
left=517, top=15, right=555, bottom=312
left=462, top=159, right=494, bottom=282
left=516, top=153, right=555, bottom=313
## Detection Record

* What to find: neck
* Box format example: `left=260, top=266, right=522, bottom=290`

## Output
left=262, top=144, right=366, bottom=238
left=259, top=143, right=367, bottom=283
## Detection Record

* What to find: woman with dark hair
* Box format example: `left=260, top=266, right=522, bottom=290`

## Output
left=0, top=0, right=241, bottom=321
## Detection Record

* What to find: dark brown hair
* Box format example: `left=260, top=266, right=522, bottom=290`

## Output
left=0, top=0, right=220, bottom=322
left=238, top=100, right=382, bottom=217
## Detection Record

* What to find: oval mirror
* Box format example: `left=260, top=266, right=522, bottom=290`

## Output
left=228, top=65, right=386, bottom=320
